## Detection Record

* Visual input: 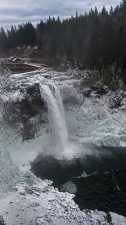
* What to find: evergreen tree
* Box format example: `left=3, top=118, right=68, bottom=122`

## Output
left=0, top=28, right=8, bottom=51
left=0, top=0, right=126, bottom=76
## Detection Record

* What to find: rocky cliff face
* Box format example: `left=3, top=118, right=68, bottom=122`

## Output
left=0, top=72, right=47, bottom=141
left=0, top=69, right=49, bottom=195
left=1, top=67, right=126, bottom=224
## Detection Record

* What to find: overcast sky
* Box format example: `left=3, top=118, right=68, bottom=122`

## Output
left=0, top=0, right=120, bottom=30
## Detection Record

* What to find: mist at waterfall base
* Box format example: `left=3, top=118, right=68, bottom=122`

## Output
left=31, top=80, right=126, bottom=217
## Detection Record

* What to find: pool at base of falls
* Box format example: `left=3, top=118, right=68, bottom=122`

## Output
left=31, top=146, right=126, bottom=217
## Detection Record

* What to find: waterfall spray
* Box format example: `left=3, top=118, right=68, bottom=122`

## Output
left=39, top=80, right=68, bottom=152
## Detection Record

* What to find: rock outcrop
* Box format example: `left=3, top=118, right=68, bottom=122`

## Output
left=0, top=73, right=47, bottom=140
left=0, top=181, right=126, bottom=225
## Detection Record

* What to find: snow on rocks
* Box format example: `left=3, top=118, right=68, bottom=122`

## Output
left=1, top=67, right=126, bottom=224
left=0, top=181, right=126, bottom=225
left=67, top=96, right=126, bottom=147
left=0, top=149, right=23, bottom=195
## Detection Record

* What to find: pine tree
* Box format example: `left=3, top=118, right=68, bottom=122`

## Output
left=0, top=28, right=8, bottom=51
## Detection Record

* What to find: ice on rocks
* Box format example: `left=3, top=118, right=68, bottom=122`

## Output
left=1, top=68, right=126, bottom=224
left=67, top=96, right=126, bottom=147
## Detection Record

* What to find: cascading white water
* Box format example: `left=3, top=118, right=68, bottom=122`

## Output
left=39, top=80, right=68, bottom=152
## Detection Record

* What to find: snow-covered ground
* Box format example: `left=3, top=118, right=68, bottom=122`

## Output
left=0, top=67, right=126, bottom=224
left=1, top=180, right=126, bottom=225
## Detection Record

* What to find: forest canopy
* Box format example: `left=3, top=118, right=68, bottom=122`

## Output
left=0, top=0, right=126, bottom=71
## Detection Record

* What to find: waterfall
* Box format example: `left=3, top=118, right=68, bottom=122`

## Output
left=39, top=80, right=68, bottom=152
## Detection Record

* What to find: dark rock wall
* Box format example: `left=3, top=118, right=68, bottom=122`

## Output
left=0, top=83, right=47, bottom=141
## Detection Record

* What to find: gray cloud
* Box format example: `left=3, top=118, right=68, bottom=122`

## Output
left=0, top=0, right=120, bottom=29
